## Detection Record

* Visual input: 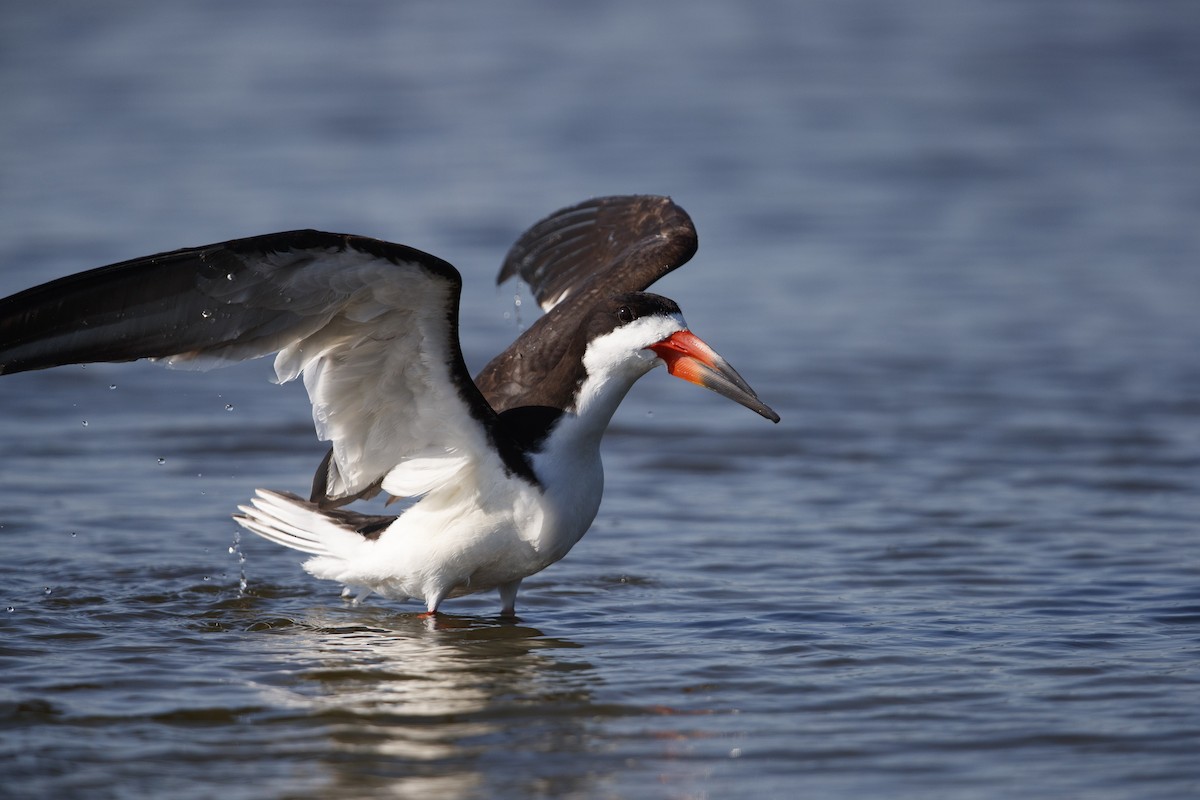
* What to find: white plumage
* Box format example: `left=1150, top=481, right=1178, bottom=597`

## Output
left=235, top=313, right=690, bottom=615
left=0, top=197, right=779, bottom=617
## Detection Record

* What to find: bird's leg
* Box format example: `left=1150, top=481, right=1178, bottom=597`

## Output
left=341, top=585, right=372, bottom=606
left=498, top=579, right=522, bottom=619
left=420, top=587, right=449, bottom=618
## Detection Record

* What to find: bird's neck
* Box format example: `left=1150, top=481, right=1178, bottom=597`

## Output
left=522, top=350, right=660, bottom=563
left=525, top=361, right=650, bottom=562
left=560, top=347, right=658, bottom=449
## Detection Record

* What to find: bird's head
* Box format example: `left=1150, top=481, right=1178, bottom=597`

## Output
left=582, top=292, right=780, bottom=423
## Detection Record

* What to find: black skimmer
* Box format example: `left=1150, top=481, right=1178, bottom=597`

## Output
left=0, top=195, right=778, bottom=617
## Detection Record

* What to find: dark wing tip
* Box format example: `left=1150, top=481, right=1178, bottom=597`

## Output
left=0, top=229, right=463, bottom=379
left=495, top=195, right=698, bottom=308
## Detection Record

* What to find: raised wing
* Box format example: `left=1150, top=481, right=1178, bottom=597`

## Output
left=497, top=195, right=698, bottom=312
left=477, top=195, right=698, bottom=415
left=0, top=230, right=526, bottom=505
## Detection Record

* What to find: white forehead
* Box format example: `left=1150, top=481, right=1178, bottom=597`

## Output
left=582, top=311, right=688, bottom=373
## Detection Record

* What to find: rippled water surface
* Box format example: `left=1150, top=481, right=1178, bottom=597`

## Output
left=3, top=2, right=1200, bottom=798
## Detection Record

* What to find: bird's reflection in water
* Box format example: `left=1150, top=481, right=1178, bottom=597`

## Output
left=248, top=606, right=604, bottom=798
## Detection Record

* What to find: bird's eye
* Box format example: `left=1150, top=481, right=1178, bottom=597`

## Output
left=617, top=305, right=635, bottom=323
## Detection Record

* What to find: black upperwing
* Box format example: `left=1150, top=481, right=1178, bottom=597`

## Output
left=0, top=230, right=455, bottom=375
left=0, top=231, right=530, bottom=508
left=476, top=195, right=699, bottom=414
left=496, top=194, right=697, bottom=312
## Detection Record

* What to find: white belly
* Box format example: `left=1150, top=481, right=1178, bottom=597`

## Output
left=304, top=453, right=605, bottom=604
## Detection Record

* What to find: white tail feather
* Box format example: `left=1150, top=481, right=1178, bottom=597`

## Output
left=234, top=489, right=370, bottom=559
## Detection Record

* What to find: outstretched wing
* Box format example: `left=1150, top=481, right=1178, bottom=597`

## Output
left=497, top=195, right=698, bottom=312
left=0, top=230, right=525, bottom=505
left=477, top=195, right=698, bottom=414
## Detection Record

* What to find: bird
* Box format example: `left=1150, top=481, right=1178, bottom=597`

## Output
left=0, top=195, right=778, bottom=617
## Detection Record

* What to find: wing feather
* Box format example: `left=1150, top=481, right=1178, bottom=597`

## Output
left=496, top=194, right=698, bottom=311
left=477, top=195, right=698, bottom=413
left=0, top=230, right=523, bottom=504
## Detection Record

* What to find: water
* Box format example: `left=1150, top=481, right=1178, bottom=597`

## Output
left=3, top=2, right=1200, bottom=797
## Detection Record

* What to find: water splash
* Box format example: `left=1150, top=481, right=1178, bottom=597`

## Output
left=229, top=529, right=248, bottom=596
left=503, top=291, right=527, bottom=330
left=512, top=292, right=525, bottom=330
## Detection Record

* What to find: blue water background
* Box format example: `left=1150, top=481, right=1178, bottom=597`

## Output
left=2, top=2, right=1200, bottom=798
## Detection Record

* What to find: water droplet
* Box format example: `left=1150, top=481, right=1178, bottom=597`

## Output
left=108, top=384, right=117, bottom=390
left=81, top=420, right=89, bottom=427
left=225, top=272, right=235, bottom=281
left=507, top=292, right=526, bottom=329
left=224, top=403, right=234, bottom=411
left=43, top=587, right=52, bottom=596
left=6, top=607, right=13, bottom=613
left=202, top=576, right=211, bottom=582
left=157, top=457, right=166, bottom=465
left=70, top=531, right=77, bottom=538
left=201, top=309, right=214, bottom=319
left=729, top=748, right=743, bottom=759
left=230, top=530, right=248, bottom=595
